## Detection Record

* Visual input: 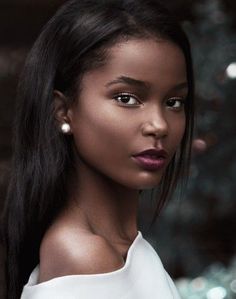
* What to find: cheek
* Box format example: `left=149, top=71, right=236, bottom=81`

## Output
left=71, top=104, right=130, bottom=163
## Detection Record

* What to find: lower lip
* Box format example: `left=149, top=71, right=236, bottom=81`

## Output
left=132, top=156, right=167, bottom=171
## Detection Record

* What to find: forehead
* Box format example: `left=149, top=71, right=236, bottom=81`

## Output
left=82, top=38, right=187, bottom=91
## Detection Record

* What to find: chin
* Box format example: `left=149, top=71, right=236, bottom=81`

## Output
left=123, top=174, right=163, bottom=190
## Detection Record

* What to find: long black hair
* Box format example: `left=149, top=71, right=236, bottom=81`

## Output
left=4, top=0, right=194, bottom=298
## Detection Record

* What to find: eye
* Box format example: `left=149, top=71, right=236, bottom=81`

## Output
left=113, top=93, right=141, bottom=106
left=166, top=97, right=186, bottom=110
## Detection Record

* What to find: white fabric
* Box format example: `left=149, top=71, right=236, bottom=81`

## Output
left=21, top=231, right=181, bottom=299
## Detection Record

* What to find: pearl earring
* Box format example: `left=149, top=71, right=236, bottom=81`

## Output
left=61, top=123, right=71, bottom=134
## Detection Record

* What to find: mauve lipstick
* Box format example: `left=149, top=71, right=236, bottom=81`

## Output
left=132, top=149, right=168, bottom=171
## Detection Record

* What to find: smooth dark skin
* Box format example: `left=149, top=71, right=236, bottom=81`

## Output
left=39, top=38, right=188, bottom=283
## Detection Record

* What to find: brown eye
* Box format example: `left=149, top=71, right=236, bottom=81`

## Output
left=113, top=93, right=140, bottom=105
left=166, top=97, right=185, bottom=110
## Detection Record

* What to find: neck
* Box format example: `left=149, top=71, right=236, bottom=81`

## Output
left=65, top=161, right=139, bottom=243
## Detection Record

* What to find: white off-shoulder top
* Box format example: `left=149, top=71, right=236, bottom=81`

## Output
left=21, top=231, right=181, bottom=299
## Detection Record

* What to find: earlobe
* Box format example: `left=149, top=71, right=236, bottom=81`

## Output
left=53, top=90, right=73, bottom=134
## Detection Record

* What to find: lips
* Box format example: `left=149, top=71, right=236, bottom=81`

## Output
left=133, top=148, right=168, bottom=159
left=132, top=148, right=168, bottom=171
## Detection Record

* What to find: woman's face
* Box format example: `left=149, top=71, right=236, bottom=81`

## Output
left=69, top=38, right=188, bottom=189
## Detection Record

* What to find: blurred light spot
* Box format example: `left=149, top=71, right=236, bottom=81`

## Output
left=192, top=139, right=207, bottom=154
left=226, top=63, right=236, bottom=79
left=175, top=278, right=189, bottom=287
left=191, top=277, right=207, bottom=291
left=230, top=280, right=236, bottom=293
left=207, top=286, right=227, bottom=299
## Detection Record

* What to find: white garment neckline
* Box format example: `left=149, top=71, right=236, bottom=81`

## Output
left=21, top=230, right=182, bottom=299
left=28, top=230, right=143, bottom=287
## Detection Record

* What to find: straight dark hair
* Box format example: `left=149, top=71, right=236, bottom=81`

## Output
left=3, top=0, right=194, bottom=298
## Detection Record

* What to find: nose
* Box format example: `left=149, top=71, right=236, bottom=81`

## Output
left=141, top=109, right=168, bottom=139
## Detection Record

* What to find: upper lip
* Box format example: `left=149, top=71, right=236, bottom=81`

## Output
left=133, top=148, right=168, bottom=158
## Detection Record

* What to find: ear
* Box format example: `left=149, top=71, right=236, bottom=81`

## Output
left=53, top=90, right=73, bottom=134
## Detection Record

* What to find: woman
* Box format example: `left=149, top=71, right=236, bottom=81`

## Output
left=4, top=0, right=194, bottom=298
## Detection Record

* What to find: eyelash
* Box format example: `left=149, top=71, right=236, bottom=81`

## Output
left=113, top=93, right=141, bottom=106
left=113, top=93, right=186, bottom=110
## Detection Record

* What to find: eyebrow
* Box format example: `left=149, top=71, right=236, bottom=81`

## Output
left=105, top=76, right=149, bottom=88
left=105, top=75, right=188, bottom=91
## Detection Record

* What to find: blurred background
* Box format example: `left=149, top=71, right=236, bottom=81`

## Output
left=0, top=0, right=235, bottom=298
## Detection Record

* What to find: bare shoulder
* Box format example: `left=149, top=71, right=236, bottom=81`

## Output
left=39, top=226, right=124, bottom=283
